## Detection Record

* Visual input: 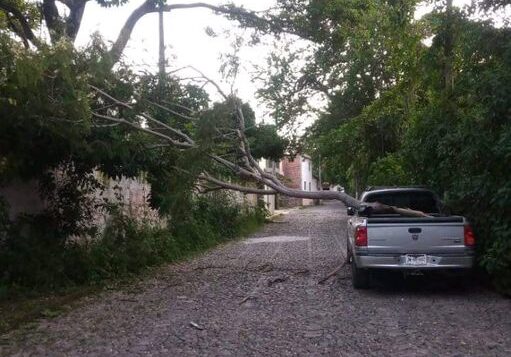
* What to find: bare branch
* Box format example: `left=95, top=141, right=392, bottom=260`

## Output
left=161, top=100, right=195, bottom=113
left=187, top=66, right=229, bottom=100
left=90, top=85, right=195, bottom=146
left=144, top=99, right=197, bottom=121
left=91, top=112, right=193, bottom=148
left=89, top=85, right=430, bottom=217
left=89, top=84, right=131, bottom=106
left=233, top=104, right=287, bottom=189
left=107, top=2, right=271, bottom=68
left=195, top=184, right=224, bottom=194
left=42, top=0, right=63, bottom=42
left=92, top=122, right=121, bottom=128
left=5, top=13, right=29, bottom=48
left=65, top=0, right=88, bottom=41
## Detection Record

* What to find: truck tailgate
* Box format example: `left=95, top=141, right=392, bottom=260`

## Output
left=366, top=217, right=466, bottom=255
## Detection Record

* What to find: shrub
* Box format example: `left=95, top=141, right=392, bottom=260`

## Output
left=367, top=154, right=412, bottom=187
left=0, top=193, right=265, bottom=297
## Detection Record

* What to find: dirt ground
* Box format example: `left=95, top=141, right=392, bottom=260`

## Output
left=2, top=201, right=510, bottom=356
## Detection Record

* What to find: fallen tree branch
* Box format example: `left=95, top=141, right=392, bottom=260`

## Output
left=90, top=83, right=431, bottom=218
left=359, top=202, right=430, bottom=218
left=199, top=174, right=277, bottom=195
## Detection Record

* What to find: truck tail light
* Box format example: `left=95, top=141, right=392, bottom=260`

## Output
left=355, top=226, right=368, bottom=246
left=464, top=225, right=475, bottom=247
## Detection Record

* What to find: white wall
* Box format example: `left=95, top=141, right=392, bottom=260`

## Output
left=301, top=155, right=317, bottom=206
left=258, top=158, right=281, bottom=214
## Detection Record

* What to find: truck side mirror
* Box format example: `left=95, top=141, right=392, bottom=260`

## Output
left=347, top=207, right=355, bottom=216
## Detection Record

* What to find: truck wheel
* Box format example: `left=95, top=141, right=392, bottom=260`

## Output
left=351, top=258, right=370, bottom=289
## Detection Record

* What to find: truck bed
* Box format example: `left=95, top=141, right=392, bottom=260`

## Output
left=366, top=215, right=464, bottom=224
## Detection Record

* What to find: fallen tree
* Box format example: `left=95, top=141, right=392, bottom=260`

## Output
left=89, top=75, right=429, bottom=218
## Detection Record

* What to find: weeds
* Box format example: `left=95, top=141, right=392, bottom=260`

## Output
left=0, top=193, right=266, bottom=304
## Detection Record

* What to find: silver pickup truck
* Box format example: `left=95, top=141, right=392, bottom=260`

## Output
left=346, top=187, right=475, bottom=289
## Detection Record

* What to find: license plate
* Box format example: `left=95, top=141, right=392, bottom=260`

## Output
left=403, top=254, right=427, bottom=266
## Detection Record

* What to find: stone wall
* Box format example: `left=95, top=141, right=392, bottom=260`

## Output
left=0, top=171, right=161, bottom=228
left=91, top=172, right=162, bottom=228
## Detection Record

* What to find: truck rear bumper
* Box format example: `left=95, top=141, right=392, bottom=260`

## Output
left=354, top=253, right=474, bottom=270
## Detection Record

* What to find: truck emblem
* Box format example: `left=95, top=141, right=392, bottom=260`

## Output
left=412, top=234, right=419, bottom=241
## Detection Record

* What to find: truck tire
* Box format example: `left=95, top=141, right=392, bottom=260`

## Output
left=351, top=258, right=370, bottom=289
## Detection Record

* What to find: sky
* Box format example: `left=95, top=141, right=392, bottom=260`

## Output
left=75, top=0, right=508, bottom=126
left=75, top=0, right=278, bottom=121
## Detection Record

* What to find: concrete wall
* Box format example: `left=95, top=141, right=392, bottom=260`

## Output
left=262, top=185, right=276, bottom=213
left=0, top=171, right=161, bottom=228
left=92, top=172, right=161, bottom=227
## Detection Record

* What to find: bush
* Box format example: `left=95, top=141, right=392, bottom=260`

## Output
left=170, top=193, right=266, bottom=254
left=0, top=193, right=266, bottom=297
left=367, top=154, right=412, bottom=187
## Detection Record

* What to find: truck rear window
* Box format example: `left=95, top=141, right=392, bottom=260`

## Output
left=364, top=191, right=440, bottom=213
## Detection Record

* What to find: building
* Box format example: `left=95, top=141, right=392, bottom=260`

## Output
left=258, top=158, right=280, bottom=213
left=279, top=154, right=320, bottom=207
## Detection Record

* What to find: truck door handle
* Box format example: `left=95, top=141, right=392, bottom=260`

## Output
left=408, top=228, right=422, bottom=233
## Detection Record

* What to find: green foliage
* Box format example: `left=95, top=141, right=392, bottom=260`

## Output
left=0, top=194, right=265, bottom=295
left=312, top=84, right=412, bottom=193
left=402, top=18, right=511, bottom=293
left=367, top=154, right=412, bottom=187
left=198, top=96, right=287, bottom=161
left=258, top=0, right=423, bottom=131
left=170, top=193, right=266, bottom=256
left=0, top=36, right=91, bottom=182
left=0, top=197, right=9, bottom=240
left=247, top=124, right=289, bottom=161
left=0, top=30, right=274, bottom=301
left=0, top=213, right=79, bottom=288
left=291, top=3, right=510, bottom=293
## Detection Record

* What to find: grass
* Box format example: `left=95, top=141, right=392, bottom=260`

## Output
left=0, top=285, right=99, bottom=334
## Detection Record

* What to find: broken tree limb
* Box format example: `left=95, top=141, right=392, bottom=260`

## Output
left=361, top=202, right=431, bottom=218
left=318, top=260, right=349, bottom=285
left=90, top=85, right=431, bottom=219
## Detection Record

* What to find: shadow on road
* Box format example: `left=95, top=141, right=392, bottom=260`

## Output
left=365, top=270, right=492, bottom=296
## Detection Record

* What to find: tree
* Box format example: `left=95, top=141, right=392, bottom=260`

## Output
left=252, top=0, right=510, bottom=293
left=0, top=0, right=273, bottom=68
left=0, top=0, right=442, bottom=237
left=90, top=76, right=430, bottom=217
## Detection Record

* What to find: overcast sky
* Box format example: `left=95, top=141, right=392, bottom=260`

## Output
left=75, top=0, right=507, bottom=125
left=75, top=0, right=278, bottom=121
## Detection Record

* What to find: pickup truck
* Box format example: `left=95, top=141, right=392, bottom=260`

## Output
left=346, top=187, right=475, bottom=289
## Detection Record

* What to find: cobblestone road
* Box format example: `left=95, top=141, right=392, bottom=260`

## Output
left=2, top=202, right=511, bottom=356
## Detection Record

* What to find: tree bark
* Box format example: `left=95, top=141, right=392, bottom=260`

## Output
left=0, top=0, right=42, bottom=48
left=65, top=0, right=88, bottom=41
left=42, top=0, right=64, bottom=43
